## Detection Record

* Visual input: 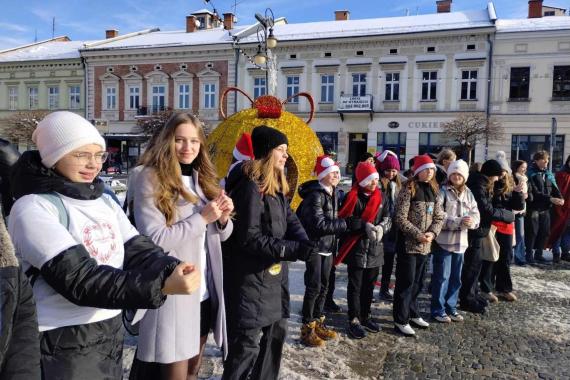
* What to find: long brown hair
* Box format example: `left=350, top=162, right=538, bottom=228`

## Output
left=380, top=171, right=402, bottom=192
left=242, top=152, right=289, bottom=197
left=407, top=175, right=439, bottom=198
left=495, top=172, right=514, bottom=196
left=140, top=112, right=220, bottom=226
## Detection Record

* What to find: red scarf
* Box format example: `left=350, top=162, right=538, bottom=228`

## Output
left=334, top=185, right=382, bottom=266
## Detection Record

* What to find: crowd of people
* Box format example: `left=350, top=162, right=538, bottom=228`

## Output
left=0, top=110, right=568, bottom=380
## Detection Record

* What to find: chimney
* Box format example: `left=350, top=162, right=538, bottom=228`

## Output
left=105, top=29, right=119, bottom=39
left=335, top=10, right=350, bottom=21
left=528, top=0, right=543, bottom=18
left=223, top=13, right=234, bottom=30
left=436, top=0, right=452, bottom=13
left=186, top=15, right=197, bottom=33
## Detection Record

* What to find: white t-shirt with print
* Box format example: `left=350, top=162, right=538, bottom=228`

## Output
left=8, top=192, right=139, bottom=331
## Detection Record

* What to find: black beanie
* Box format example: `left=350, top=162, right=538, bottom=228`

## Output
left=251, top=125, right=288, bottom=159
left=481, top=159, right=503, bottom=177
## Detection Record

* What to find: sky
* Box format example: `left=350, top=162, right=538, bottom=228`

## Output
left=0, top=0, right=569, bottom=50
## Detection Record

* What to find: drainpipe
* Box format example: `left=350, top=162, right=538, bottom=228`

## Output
left=234, top=45, right=239, bottom=113
left=485, top=32, right=494, bottom=161
left=81, top=55, right=88, bottom=119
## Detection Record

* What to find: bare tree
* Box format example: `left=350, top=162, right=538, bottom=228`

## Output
left=136, top=109, right=214, bottom=139
left=2, top=110, right=49, bottom=146
left=441, top=113, right=504, bottom=164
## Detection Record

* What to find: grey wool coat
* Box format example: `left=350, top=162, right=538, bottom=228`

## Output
left=133, top=167, right=232, bottom=363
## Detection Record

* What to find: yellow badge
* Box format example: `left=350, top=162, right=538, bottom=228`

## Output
left=268, top=263, right=282, bottom=276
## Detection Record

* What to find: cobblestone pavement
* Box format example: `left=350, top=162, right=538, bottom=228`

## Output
left=123, top=255, right=570, bottom=379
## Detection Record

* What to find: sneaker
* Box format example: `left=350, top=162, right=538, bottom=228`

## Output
left=300, top=321, right=325, bottom=347
left=394, top=323, right=415, bottom=336
left=347, top=318, right=367, bottom=339
left=498, top=292, right=517, bottom=302
left=324, top=300, right=342, bottom=313
left=315, top=316, right=338, bottom=340
left=361, top=318, right=381, bottom=333
left=449, top=312, right=464, bottom=322
left=379, top=289, right=394, bottom=302
left=482, top=292, right=498, bottom=303
left=410, top=317, right=429, bottom=329
left=433, top=314, right=451, bottom=323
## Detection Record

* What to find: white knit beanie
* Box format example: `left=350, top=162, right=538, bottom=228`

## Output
left=32, top=111, right=106, bottom=168
left=495, top=151, right=512, bottom=174
left=447, top=159, right=469, bottom=181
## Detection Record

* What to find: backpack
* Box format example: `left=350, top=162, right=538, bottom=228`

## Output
left=24, top=192, right=141, bottom=335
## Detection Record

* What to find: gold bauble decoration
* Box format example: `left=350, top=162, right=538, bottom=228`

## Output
left=207, top=91, right=323, bottom=209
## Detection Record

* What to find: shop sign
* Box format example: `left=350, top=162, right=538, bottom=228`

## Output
left=338, top=95, right=373, bottom=112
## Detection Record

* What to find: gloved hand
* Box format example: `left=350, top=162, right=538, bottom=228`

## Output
left=347, top=218, right=363, bottom=232
left=297, top=240, right=318, bottom=262
left=365, top=222, right=377, bottom=241
left=374, top=226, right=384, bottom=243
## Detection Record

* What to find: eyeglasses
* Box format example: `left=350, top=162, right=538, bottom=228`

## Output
left=71, top=152, right=109, bottom=164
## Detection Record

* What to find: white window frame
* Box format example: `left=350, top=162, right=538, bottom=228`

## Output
left=8, top=86, right=18, bottom=110
left=105, top=86, right=117, bottom=110
left=352, top=73, right=366, bottom=96
left=421, top=71, right=438, bottom=101
left=320, top=74, right=335, bottom=103
left=460, top=70, right=478, bottom=100
left=151, top=85, right=166, bottom=113
left=178, top=83, right=191, bottom=109
left=28, top=87, right=39, bottom=109
left=68, top=86, right=81, bottom=110
left=253, top=77, right=266, bottom=99
left=128, top=86, right=140, bottom=110
left=48, top=86, right=59, bottom=110
left=385, top=72, right=400, bottom=101
left=204, top=82, right=216, bottom=109
left=286, top=75, right=300, bottom=103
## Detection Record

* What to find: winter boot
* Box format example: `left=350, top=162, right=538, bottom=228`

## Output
left=534, top=251, right=549, bottom=263
left=300, top=321, right=325, bottom=347
left=552, top=251, right=561, bottom=263
left=315, top=316, right=338, bottom=340
left=525, top=251, right=535, bottom=265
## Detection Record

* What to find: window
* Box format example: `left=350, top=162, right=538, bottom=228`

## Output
left=151, top=85, right=165, bottom=113
left=320, top=74, right=334, bottom=103
left=105, top=87, right=116, bottom=110
left=419, top=132, right=463, bottom=158
left=421, top=71, right=437, bottom=100
left=8, top=87, right=18, bottom=110
left=28, top=87, right=38, bottom=109
left=427, top=46, right=436, bottom=52
left=316, top=132, right=338, bottom=155
left=467, top=44, right=476, bottom=51
left=286, top=76, right=299, bottom=103
left=253, top=77, right=266, bottom=99
left=512, top=134, right=565, bottom=171
left=509, top=67, right=530, bottom=99
left=324, top=52, right=332, bottom=57
left=377, top=132, right=407, bottom=168
left=204, top=83, right=216, bottom=109
left=69, top=86, right=80, bottom=109
left=553, top=65, right=570, bottom=99
left=389, top=48, right=398, bottom=55
left=128, top=86, right=140, bottom=109
left=544, top=11, right=555, bottom=16
left=289, top=54, right=297, bottom=59
left=461, top=70, right=478, bottom=100
left=196, top=16, right=206, bottom=29
left=385, top=72, right=400, bottom=101
left=352, top=73, right=366, bottom=96
left=48, top=87, right=59, bottom=110
left=178, top=84, right=190, bottom=109
left=356, top=51, right=364, bottom=56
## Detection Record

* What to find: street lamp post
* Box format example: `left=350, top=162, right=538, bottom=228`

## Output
left=253, top=8, right=278, bottom=95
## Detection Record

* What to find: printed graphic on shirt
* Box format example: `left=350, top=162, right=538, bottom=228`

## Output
left=82, top=221, right=119, bottom=264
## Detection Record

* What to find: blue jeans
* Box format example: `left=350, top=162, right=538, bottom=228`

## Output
left=513, top=215, right=526, bottom=264
left=552, top=226, right=570, bottom=256
left=431, top=246, right=464, bottom=317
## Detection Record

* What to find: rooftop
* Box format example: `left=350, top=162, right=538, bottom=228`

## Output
left=0, top=37, right=87, bottom=62
left=496, top=17, right=570, bottom=33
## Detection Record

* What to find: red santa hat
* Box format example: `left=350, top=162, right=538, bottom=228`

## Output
left=412, top=154, right=436, bottom=177
left=355, top=162, right=379, bottom=187
left=232, top=133, right=254, bottom=161
left=314, top=155, right=340, bottom=181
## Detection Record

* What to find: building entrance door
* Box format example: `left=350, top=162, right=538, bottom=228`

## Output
left=347, top=133, right=368, bottom=174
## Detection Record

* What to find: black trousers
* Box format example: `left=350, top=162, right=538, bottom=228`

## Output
left=459, top=236, right=483, bottom=307
left=222, top=319, right=287, bottom=380
left=40, top=315, right=123, bottom=380
left=301, top=253, right=333, bottom=323
left=392, top=253, right=428, bottom=325
left=325, top=264, right=337, bottom=303
left=479, top=232, right=513, bottom=293
left=347, top=265, right=379, bottom=321
left=525, top=210, right=551, bottom=258
left=380, top=250, right=396, bottom=293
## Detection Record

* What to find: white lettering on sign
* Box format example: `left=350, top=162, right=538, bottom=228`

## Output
left=338, top=95, right=373, bottom=111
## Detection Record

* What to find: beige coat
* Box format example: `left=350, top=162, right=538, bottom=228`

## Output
left=133, top=167, right=232, bottom=363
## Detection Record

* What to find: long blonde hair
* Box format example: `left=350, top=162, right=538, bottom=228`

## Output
left=407, top=176, right=439, bottom=198
left=140, top=112, right=220, bottom=226
left=242, top=153, right=289, bottom=197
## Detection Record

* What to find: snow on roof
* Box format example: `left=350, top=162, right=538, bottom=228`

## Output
left=496, top=17, right=570, bottom=33
left=0, top=39, right=86, bottom=62
left=191, top=9, right=215, bottom=15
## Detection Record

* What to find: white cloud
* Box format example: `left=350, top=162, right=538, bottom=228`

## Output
left=0, top=22, right=28, bottom=33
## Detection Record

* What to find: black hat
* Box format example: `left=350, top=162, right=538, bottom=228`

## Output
left=480, top=159, right=503, bottom=177
left=251, top=125, right=288, bottom=159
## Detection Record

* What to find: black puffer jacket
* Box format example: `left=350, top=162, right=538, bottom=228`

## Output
left=223, top=166, right=309, bottom=330
left=0, top=207, right=40, bottom=380
left=296, top=180, right=346, bottom=254
left=467, top=171, right=515, bottom=239
left=527, top=163, right=562, bottom=211
left=10, top=151, right=179, bottom=310
left=340, top=190, right=391, bottom=268
left=492, top=179, right=525, bottom=214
